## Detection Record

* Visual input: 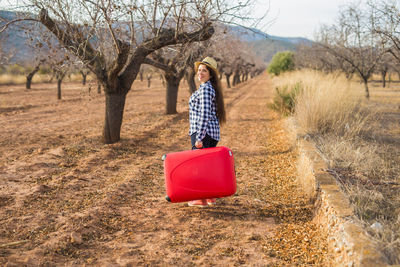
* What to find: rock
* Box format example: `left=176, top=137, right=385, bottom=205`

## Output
left=370, top=222, right=383, bottom=231
left=70, top=232, right=83, bottom=245
left=33, top=185, right=51, bottom=194
left=48, top=147, right=65, bottom=157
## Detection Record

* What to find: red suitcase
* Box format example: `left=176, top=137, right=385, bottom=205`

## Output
left=163, top=146, right=236, bottom=203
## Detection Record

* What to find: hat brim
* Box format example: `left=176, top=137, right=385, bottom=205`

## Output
left=194, top=61, right=220, bottom=77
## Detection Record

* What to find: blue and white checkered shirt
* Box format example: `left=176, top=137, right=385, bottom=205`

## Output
left=189, top=81, right=220, bottom=142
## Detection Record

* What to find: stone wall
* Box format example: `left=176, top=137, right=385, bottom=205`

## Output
left=297, top=139, right=389, bottom=267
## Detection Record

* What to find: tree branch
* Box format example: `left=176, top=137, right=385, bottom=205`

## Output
left=38, top=8, right=106, bottom=80
left=122, top=23, right=214, bottom=87
left=143, top=57, right=169, bottom=72
left=0, top=18, right=38, bottom=33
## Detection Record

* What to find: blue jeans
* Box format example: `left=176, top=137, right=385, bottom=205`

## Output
left=191, top=133, right=218, bottom=150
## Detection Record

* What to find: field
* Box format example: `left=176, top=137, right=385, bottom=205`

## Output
left=271, top=70, right=400, bottom=264
left=0, top=74, right=328, bottom=265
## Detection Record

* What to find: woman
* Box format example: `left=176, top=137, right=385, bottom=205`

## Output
left=188, top=56, right=226, bottom=207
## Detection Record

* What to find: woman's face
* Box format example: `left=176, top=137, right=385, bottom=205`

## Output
left=197, top=64, right=210, bottom=84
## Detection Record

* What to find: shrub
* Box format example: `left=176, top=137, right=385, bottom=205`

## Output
left=8, top=64, right=25, bottom=75
left=267, top=51, right=294, bottom=76
left=268, top=82, right=302, bottom=116
left=38, top=66, right=52, bottom=75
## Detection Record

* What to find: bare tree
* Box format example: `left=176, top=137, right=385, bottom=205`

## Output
left=184, top=42, right=208, bottom=94
left=79, top=68, right=90, bottom=85
left=25, top=59, right=45, bottom=89
left=371, top=0, right=400, bottom=70
left=185, top=67, right=197, bottom=93
left=144, top=46, right=200, bottom=114
left=46, top=48, right=75, bottom=99
left=376, top=52, right=393, bottom=87
left=142, top=65, right=160, bottom=88
left=22, top=18, right=52, bottom=89
left=3, top=0, right=254, bottom=143
left=213, top=31, right=247, bottom=88
left=316, top=3, right=388, bottom=98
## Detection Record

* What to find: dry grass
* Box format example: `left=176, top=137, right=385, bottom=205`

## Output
left=0, top=74, right=27, bottom=84
left=275, top=70, right=372, bottom=137
left=272, top=69, right=400, bottom=264
left=296, top=151, right=317, bottom=200
left=0, top=73, right=95, bottom=85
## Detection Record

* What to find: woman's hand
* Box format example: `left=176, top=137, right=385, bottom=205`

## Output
left=195, top=140, right=203, bottom=148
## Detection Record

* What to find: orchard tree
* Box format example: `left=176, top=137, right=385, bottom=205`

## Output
left=184, top=42, right=208, bottom=93
left=371, top=0, right=400, bottom=74
left=375, top=52, right=393, bottom=87
left=25, top=59, right=45, bottom=89
left=144, top=46, right=199, bottom=114
left=45, top=45, right=76, bottom=99
left=23, top=27, right=52, bottom=89
left=5, top=0, right=262, bottom=143
left=317, top=3, right=388, bottom=98
left=78, top=67, right=90, bottom=85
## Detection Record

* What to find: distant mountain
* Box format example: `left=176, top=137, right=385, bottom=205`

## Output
left=0, top=10, right=36, bottom=64
left=228, top=25, right=313, bottom=63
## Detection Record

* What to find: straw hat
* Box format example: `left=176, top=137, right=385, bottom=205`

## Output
left=194, top=57, right=219, bottom=76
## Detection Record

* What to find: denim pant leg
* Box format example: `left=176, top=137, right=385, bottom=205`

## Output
left=191, top=133, right=218, bottom=150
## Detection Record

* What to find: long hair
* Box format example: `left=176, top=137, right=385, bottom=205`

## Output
left=205, top=65, right=226, bottom=124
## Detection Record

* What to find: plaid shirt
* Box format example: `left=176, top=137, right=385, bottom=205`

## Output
left=189, top=81, right=220, bottom=142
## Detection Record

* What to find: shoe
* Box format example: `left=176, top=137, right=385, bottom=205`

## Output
left=188, top=199, right=208, bottom=207
left=206, top=198, right=216, bottom=205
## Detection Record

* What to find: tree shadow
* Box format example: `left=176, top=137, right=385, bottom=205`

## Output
left=179, top=197, right=315, bottom=225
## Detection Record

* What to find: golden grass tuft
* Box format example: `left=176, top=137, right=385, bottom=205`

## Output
left=0, top=74, right=26, bottom=84
left=284, top=70, right=370, bottom=137
left=296, top=151, right=317, bottom=200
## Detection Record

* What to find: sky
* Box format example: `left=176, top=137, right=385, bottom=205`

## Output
left=255, top=0, right=355, bottom=40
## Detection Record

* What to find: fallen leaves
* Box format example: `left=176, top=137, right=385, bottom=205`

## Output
left=253, top=112, right=328, bottom=265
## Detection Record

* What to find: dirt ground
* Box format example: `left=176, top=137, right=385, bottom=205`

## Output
left=0, top=74, right=328, bottom=266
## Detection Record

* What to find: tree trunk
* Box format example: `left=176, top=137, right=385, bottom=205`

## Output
left=97, top=81, right=101, bottom=94
left=381, top=70, right=387, bottom=88
left=165, top=74, right=180, bottom=114
left=26, top=66, right=40, bottom=89
left=186, top=69, right=196, bottom=93
left=57, top=79, right=62, bottom=100
left=225, top=74, right=232, bottom=88
left=81, top=73, right=87, bottom=85
left=26, top=76, right=33, bottom=90
left=363, top=79, right=370, bottom=99
left=233, top=72, right=241, bottom=86
left=139, top=69, right=144, bottom=81
left=103, top=93, right=126, bottom=144
left=146, top=74, right=153, bottom=88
